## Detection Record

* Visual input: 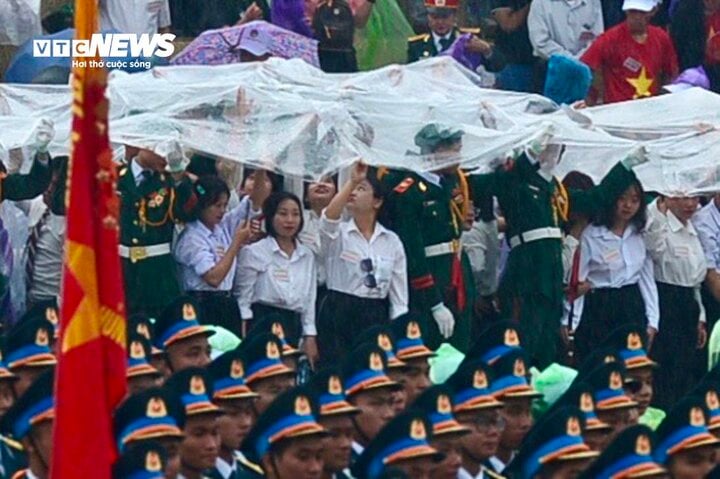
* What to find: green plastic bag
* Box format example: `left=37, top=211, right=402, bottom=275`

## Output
left=530, top=363, right=578, bottom=419
left=639, top=407, right=666, bottom=431
left=429, top=343, right=465, bottom=385
left=208, top=326, right=241, bottom=360
left=709, top=319, right=720, bottom=371
left=354, top=0, right=414, bottom=70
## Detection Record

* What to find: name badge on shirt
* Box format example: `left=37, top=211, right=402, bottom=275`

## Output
left=603, top=249, right=621, bottom=263
left=623, top=57, right=642, bottom=73
left=340, top=250, right=361, bottom=264
left=273, top=268, right=290, bottom=282
left=673, top=245, right=691, bottom=258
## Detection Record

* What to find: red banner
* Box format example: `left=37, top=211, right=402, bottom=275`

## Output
left=51, top=1, right=127, bottom=477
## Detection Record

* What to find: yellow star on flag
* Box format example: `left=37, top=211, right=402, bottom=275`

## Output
left=626, top=66, right=654, bottom=99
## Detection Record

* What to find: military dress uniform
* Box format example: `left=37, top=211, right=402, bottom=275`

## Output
left=117, top=160, right=197, bottom=319
left=469, top=153, right=636, bottom=368
left=0, top=155, right=51, bottom=204
left=407, top=26, right=478, bottom=63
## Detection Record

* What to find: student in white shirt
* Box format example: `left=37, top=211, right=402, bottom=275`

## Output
left=645, top=196, right=707, bottom=410
left=173, top=175, right=263, bottom=336
left=316, top=163, right=408, bottom=366
left=300, top=176, right=337, bottom=299
left=573, top=180, right=660, bottom=366
left=694, top=194, right=720, bottom=332
left=235, top=192, right=319, bottom=366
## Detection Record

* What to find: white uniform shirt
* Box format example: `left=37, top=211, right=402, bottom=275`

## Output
left=100, top=0, right=171, bottom=36
left=320, top=213, right=409, bottom=319
left=299, top=209, right=326, bottom=286
left=693, top=199, right=720, bottom=272
left=235, top=236, right=317, bottom=335
left=575, top=223, right=660, bottom=330
left=214, top=456, right=237, bottom=479
left=174, top=196, right=259, bottom=292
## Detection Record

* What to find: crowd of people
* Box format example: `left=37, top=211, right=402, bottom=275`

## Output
left=0, top=0, right=720, bottom=478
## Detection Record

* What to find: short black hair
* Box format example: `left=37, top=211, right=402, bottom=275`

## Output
left=195, top=175, right=230, bottom=212
left=594, top=179, right=647, bottom=232
left=263, top=192, right=304, bottom=239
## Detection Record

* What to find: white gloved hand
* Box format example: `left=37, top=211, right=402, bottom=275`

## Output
left=527, top=122, right=557, bottom=158
left=431, top=303, right=455, bottom=339
left=621, top=145, right=648, bottom=170
left=32, top=118, right=55, bottom=154
left=156, top=140, right=189, bottom=173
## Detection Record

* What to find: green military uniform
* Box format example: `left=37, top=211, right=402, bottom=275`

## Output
left=0, top=155, right=51, bottom=203
left=390, top=170, right=475, bottom=352
left=407, top=27, right=480, bottom=63
left=469, top=153, right=636, bottom=368
left=117, top=160, right=197, bottom=319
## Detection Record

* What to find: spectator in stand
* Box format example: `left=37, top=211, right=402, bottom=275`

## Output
left=573, top=179, right=660, bottom=366
left=581, top=0, right=678, bottom=104
left=527, top=0, right=604, bottom=61
left=670, top=0, right=720, bottom=71
left=100, top=0, right=171, bottom=36
left=491, top=0, right=536, bottom=91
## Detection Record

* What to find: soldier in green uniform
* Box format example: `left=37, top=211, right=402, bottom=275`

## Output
left=351, top=411, right=442, bottom=479
left=165, top=368, right=225, bottom=479
left=388, top=125, right=475, bottom=353
left=0, top=369, right=54, bottom=479
left=206, top=349, right=263, bottom=479
left=307, top=368, right=361, bottom=479
left=240, top=388, right=328, bottom=479
left=578, top=425, right=667, bottom=479
left=113, top=387, right=185, bottom=478
left=117, top=146, right=197, bottom=319
left=0, top=120, right=54, bottom=204
left=466, top=124, right=649, bottom=368
left=406, top=0, right=505, bottom=72
left=113, top=440, right=168, bottom=479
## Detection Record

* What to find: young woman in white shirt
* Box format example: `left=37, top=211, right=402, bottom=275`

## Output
left=573, top=179, right=660, bottom=366
left=316, top=163, right=408, bottom=367
left=235, top=192, right=319, bottom=366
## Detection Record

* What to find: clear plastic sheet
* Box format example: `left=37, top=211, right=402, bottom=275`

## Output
left=0, top=57, right=719, bottom=194
left=0, top=0, right=41, bottom=46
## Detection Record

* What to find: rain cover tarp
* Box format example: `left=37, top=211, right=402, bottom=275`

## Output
left=0, top=57, right=719, bottom=194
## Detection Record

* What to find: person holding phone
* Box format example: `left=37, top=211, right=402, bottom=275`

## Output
left=173, top=174, right=268, bottom=336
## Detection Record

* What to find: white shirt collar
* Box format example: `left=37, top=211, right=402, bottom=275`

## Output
left=347, top=218, right=388, bottom=243
left=352, top=441, right=364, bottom=455
left=215, top=456, right=237, bottom=479
left=26, top=471, right=40, bottom=479
left=667, top=209, right=697, bottom=235
left=418, top=171, right=442, bottom=187
left=269, top=236, right=307, bottom=260
left=130, top=158, right=145, bottom=184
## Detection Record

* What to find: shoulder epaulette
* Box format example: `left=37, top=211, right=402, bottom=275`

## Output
left=119, top=167, right=128, bottom=177
left=459, top=27, right=481, bottom=35
left=394, top=177, right=415, bottom=194
left=483, top=467, right=506, bottom=479
left=236, top=453, right=264, bottom=475
left=11, top=470, right=28, bottom=479
left=408, top=33, right=430, bottom=42
left=0, top=434, right=24, bottom=451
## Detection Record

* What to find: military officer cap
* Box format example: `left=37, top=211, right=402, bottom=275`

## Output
left=490, top=350, right=542, bottom=400
left=153, top=296, right=214, bottom=349
left=246, top=313, right=300, bottom=357
left=164, top=367, right=221, bottom=418
left=464, top=320, right=523, bottom=366
left=691, top=379, right=720, bottom=432
left=575, top=347, right=624, bottom=382
left=354, top=326, right=407, bottom=369
left=114, top=387, right=184, bottom=452
left=241, top=387, right=327, bottom=463
left=113, top=440, right=167, bottom=479
left=583, top=362, right=638, bottom=412
left=128, top=314, right=164, bottom=358
left=549, top=382, right=612, bottom=432
left=4, top=317, right=56, bottom=370
left=414, top=123, right=464, bottom=155
left=411, top=385, right=471, bottom=437
left=579, top=425, right=666, bottom=479
left=601, top=325, right=657, bottom=371
left=508, top=406, right=598, bottom=478
left=341, top=343, right=402, bottom=398
left=352, top=411, right=442, bottom=479
left=0, top=346, right=17, bottom=382
left=389, top=313, right=435, bottom=361
left=307, top=368, right=360, bottom=417
left=424, top=0, right=459, bottom=16
left=0, top=368, right=54, bottom=440
left=238, top=333, right=295, bottom=386
left=445, top=358, right=503, bottom=413
left=207, top=349, right=259, bottom=402
left=654, top=396, right=720, bottom=465
left=21, top=298, right=59, bottom=338
left=126, top=334, right=161, bottom=379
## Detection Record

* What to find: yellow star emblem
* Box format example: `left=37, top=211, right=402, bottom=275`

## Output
left=626, top=66, right=654, bottom=99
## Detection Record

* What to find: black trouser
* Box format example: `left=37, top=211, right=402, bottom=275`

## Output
left=317, top=290, right=389, bottom=368
left=188, top=290, right=241, bottom=337
left=250, top=303, right=302, bottom=346
left=651, top=282, right=700, bottom=411
left=574, top=284, right=647, bottom=366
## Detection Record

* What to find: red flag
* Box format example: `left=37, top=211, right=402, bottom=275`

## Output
left=52, top=1, right=127, bottom=477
